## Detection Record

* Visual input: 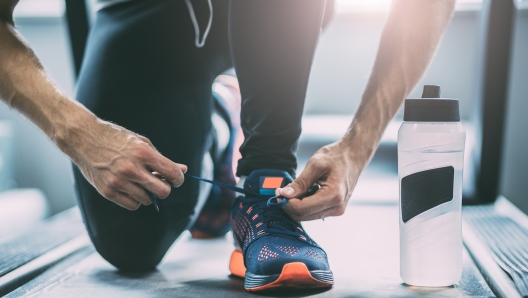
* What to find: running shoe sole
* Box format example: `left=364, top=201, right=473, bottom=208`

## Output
left=229, top=250, right=334, bottom=292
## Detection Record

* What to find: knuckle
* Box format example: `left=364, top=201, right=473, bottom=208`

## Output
left=142, top=196, right=152, bottom=205
left=140, top=136, right=151, bottom=144
left=99, top=187, right=114, bottom=199
left=132, top=142, right=151, bottom=159
left=107, top=176, right=123, bottom=189
left=294, top=180, right=308, bottom=193
left=308, top=156, right=322, bottom=167
left=118, top=163, right=137, bottom=178
left=335, top=205, right=346, bottom=216
left=167, top=165, right=183, bottom=185
left=157, top=185, right=171, bottom=199
left=308, top=156, right=327, bottom=172
left=332, top=194, right=344, bottom=205
left=315, top=146, right=330, bottom=156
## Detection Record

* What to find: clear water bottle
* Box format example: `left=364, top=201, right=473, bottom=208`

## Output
left=398, top=85, right=466, bottom=287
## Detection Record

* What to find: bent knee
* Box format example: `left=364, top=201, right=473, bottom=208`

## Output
left=91, top=232, right=166, bottom=272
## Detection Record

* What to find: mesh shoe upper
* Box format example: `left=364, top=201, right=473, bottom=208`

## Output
left=231, top=169, right=330, bottom=276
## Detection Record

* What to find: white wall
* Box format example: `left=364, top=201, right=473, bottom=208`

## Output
left=305, top=10, right=480, bottom=119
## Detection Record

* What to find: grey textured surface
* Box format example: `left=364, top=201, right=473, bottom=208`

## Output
left=9, top=204, right=494, bottom=297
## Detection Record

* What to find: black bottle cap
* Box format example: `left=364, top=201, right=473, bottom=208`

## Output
left=403, top=85, right=460, bottom=122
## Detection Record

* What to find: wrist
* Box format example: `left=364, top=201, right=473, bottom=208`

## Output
left=337, top=140, right=375, bottom=172
left=338, top=120, right=383, bottom=168
left=52, top=100, right=97, bottom=161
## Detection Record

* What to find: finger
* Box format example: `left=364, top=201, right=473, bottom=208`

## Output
left=143, top=150, right=186, bottom=187
left=276, top=183, right=320, bottom=197
left=285, top=205, right=345, bottom=222
left=113, top=180, right=151, bottom=206
left=151, top=172, right=167, bottom=181
left=280, top=161, right=325, bottom=199
left=137, top=137, right=187, bottom=174
left=149, top=165, right=187, bottom=178
left=282, top=186, right=340, bottom=219
left=107, top=190, right=142, bottom=211
left=135, top=169, right=173, bottom=199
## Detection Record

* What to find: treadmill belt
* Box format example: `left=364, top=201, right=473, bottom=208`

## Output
left=465, top=206, right=528, bottom=297
left=0, top=208, right=85, bottom=277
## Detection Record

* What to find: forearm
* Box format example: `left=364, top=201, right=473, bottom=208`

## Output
left=341, top=0, right=455, bottom=162
left=0, top=19, right=96, bottom=156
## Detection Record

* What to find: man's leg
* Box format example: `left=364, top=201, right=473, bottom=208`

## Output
left=227, top=0, right=334, bottom=292
left=74, top=0, right=231, bottom=271
left=229, top=0, right=327, bottom=177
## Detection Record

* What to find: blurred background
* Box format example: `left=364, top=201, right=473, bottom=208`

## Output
left=0, top=0, right=526, bottom=237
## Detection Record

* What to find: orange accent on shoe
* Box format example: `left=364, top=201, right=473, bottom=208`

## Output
left=247, top=207, right=253, bottom=214
left=229, top=250, right=246, bottom=278
left=262, top=177, right=284, bottom=189
left=297, top=227, right=304, bottom=232
left=252, top=214, right=259, bottom=220
left=245, top=262, right=334, bottom=292
left=300, top=235, right=307, bottom=241
left=257, top=230, right=265, bottom=235
left=239, top=202, right=243, bottom=208
left=256, top=222, right=263, bottom=228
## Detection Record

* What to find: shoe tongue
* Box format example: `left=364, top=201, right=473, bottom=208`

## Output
left=244, top=169, right=293, bottom=196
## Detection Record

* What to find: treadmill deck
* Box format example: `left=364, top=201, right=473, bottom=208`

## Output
left=7, top=204, right=494, bottom=297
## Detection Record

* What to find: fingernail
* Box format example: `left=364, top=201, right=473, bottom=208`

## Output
left=283, top=186, right=294, bottom=196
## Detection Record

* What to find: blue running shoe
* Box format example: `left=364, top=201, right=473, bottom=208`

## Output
left=229, top=169, right=334, bottom=292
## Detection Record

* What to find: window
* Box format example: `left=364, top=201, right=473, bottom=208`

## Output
left=335, top=0, right=484, bottom=13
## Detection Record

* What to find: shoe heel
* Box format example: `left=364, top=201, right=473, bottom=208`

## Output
left=229, top=249, right=246, bottom=278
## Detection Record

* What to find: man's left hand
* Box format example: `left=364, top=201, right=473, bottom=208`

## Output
left=278, top=141, right=366, bottom=221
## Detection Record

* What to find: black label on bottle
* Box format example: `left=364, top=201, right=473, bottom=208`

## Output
left=401, top=166, right=455, bottom=223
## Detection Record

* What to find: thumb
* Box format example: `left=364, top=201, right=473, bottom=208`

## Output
left=280, top=163, right=320, bottom=198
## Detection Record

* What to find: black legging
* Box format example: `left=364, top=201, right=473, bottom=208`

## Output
left=74, top=0, right=332, bottom=271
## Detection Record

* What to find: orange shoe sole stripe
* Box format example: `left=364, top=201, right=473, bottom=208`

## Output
left=246, top=262, right=334, bottom=292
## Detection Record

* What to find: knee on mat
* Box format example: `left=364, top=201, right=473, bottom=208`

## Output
left=92, top=233, right=165, bottom=272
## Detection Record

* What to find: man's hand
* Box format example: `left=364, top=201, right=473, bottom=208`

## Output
left=61, top=116, right=187, bottom=211
left=278, top=141, right=365, bottom=221
left=1, top=14, right=187, bottom=211
left=279, top=0, right=455, bottom=221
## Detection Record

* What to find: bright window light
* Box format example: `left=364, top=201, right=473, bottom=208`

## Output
left=336, top=0, right=484, bottom=13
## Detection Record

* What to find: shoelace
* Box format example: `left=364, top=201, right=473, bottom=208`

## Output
left=146, top=173, right=285, bottom=213
left=184, top=173, right=290, bottom=207
left=147, top=173, right=317, bottom=216
left=238, top=195, right=301, bottom=238
left=185, top=173, right=308, bottom=238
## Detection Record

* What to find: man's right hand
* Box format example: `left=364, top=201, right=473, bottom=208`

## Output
left=59, top=115, right=187, bottom=211
left=1, top=11, right=186, bottom=210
